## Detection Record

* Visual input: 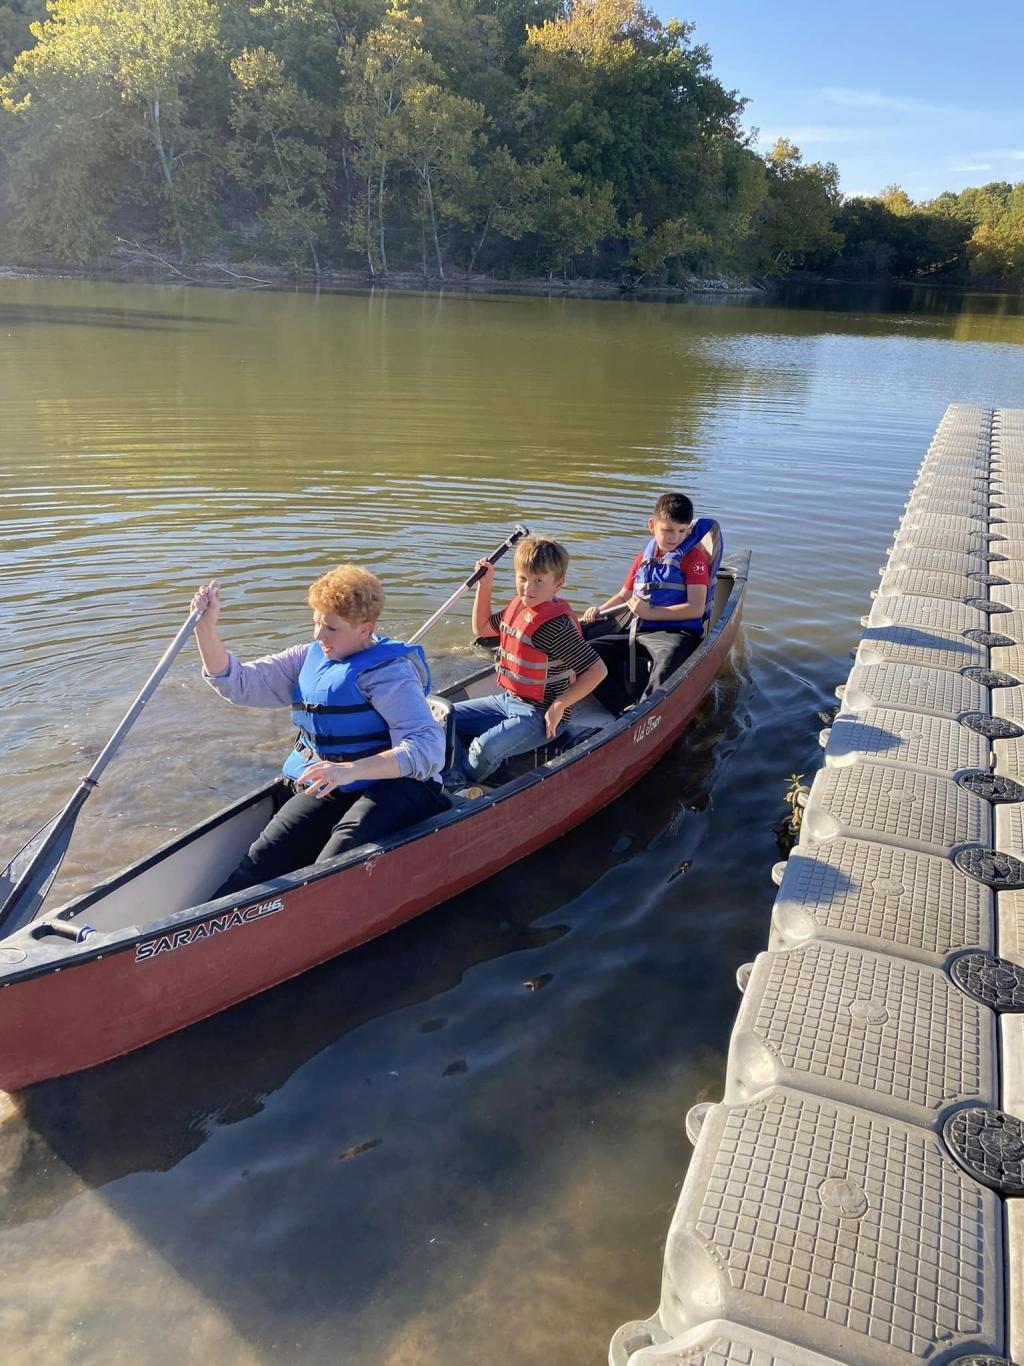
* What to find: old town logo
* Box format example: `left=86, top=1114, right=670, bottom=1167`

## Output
left=134, top=897, right=284, bottom=963
left=632, top=714, right=662, bottom=745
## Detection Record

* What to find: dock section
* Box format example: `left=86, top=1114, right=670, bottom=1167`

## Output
left=610, top=406, right=1024, bottom=1366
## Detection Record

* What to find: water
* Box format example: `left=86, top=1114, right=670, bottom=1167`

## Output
left=0, top=277, right=1022, bottom=1364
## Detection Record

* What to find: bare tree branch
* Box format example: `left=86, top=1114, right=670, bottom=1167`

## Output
left=113, top=236, right=191, bottom=277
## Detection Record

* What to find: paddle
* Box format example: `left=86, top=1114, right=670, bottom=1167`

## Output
left=0, top=607, right=206, bottom=938
left=407, top=524, right=529, bottom=644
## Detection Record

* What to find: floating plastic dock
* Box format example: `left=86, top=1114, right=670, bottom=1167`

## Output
left=610, top=406, right=1024, bottom=1366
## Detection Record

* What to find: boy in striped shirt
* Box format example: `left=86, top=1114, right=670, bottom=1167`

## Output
left=451, top=536, right=607, bottom=785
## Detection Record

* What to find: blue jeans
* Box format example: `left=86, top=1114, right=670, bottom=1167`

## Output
left=451, top=692, right=550, bottom=783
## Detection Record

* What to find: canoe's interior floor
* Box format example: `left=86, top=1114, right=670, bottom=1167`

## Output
left=47, top=572, right=735, bottom=938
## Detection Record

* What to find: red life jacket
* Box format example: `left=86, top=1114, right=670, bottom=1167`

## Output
left=496, top=598, right=581, bottom=703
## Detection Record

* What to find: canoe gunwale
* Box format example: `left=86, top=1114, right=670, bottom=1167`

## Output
left=0, top=553, right=749, bottom=993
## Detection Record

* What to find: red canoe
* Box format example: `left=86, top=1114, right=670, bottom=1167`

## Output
left=0, top=552, right=749, bottom=1090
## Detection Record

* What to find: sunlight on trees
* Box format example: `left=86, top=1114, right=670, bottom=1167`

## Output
left=0, top=0, right=1020, bottom=287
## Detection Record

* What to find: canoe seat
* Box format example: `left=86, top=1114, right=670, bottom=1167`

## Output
left=493, top=723, right=602, bottom=782
left=427, top=694, right=457, bottom=774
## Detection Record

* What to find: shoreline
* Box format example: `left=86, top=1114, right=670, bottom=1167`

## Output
left=0, top=258, right=766, bottom=301
left=5, top=259, right=1017, bottom=302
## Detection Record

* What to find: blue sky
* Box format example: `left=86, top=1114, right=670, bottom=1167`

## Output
left=659, top=0, right=1024, bottom=201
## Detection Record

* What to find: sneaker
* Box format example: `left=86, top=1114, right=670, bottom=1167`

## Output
left=455, top=785, right=488, bottom=801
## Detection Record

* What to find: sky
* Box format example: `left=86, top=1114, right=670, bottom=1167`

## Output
left=658, top=0, right=1024, bottom=201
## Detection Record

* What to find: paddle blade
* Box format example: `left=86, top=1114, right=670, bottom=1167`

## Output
left=0, top=797, right=83, bottom=937
left=0, top=605, right=202, bottom=940
left=0, top=813, right=62, bottom=891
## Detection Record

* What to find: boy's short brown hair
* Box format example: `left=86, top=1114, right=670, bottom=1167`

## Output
left=513, top=535, right=570, bottom=582
left=308, top=564, right=385, bottom=623
left=653, top=492, right=694, bottom=524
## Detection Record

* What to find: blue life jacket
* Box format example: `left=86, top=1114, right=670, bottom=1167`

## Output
left=282, top=637, right=431, bottom=788
left=632, top=518, right=723, bottom=636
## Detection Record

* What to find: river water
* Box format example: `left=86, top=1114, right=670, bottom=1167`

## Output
left=0, top=277, right=1022, bottom=1364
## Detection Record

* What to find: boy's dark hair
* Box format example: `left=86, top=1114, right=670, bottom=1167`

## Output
left=513, top=535, right=569, bottom=581
left=653, top=492, right=693, bottom=524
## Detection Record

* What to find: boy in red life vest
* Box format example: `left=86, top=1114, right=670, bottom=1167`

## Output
left=451, top=536, right=607, bottom=785
left=582, top=492, right=717, bottom=709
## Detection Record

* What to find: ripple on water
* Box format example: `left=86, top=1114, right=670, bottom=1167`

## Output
left=1, top=277, right=1023, bottom=1364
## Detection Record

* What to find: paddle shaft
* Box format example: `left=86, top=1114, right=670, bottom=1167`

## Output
left=85, top=608, right=206, bottom=786
left=0, top=607, right=205, bottom=935
left=407, top=525, right=529, bottom=645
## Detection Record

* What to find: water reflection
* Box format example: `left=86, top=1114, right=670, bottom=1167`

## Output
left=0, top=300, right=227, bottom=331
left=770, top=279, right=1024, bottom=319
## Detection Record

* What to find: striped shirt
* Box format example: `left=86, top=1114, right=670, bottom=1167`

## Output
left=485, top=606, right=600, bottom=715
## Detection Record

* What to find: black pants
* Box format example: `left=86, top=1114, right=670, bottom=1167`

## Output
left=584, top=615, right=699, bottom=713
left=216, top=777, right=450, bottom=897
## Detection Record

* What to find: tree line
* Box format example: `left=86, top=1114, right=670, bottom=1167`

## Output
left=822, top=182, right=1024, bottom=288
left=0, top=0, right=1020, bottom=289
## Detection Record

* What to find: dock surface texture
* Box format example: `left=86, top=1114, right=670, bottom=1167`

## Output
left=609, top=406, right=1024, bottom=1366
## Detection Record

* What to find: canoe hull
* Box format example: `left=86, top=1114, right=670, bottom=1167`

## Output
left=0, top=558, right=747, bottom=1090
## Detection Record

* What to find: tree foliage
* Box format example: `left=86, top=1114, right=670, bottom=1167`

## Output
left=338, top=5, right=437, bottom=272
left=0, top=0, right=1022, bottom=287
left=1, top=0, right=221, bottom=260
left=748, top=138, right=842, bottom=274
left=228, top=45, right=333, bottom=274
left=522, top=0, right=744, bottom=235
left=400, top=78, right=482, bottom=275
left=811, top=180, right=1024, bottom=287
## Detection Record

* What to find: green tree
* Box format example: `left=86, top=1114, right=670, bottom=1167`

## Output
left=233, top=0, right=377, bottom=105
left=339, top=5, right=436, bottom=273
left=228, top=45, right=333, bottom=275
left=526, top=145, right=617, bottom=277
left=414, top=0, right=516, bottom=120
left=968, top=222, right=1023, bottom=280
left=878, top=183, right=914, bottom=216
left=474, top=0, right=561, bottom=80
left=831, top=197, right=896, bottom=277
left=751, top=138, right=842, bottom=273
left=967, top=192, right=1024, bottom=284
left=626, top=213, right=709, bottom=281
left=696, top=133, right=766, bottom=270
left=522, top=0, right=743, bottom=243
left=400, top=78, right=482, bottom=275
left=0, top=69, right=116, bottom=260
left=956, top=180, right=1014, bottom=228
left=464, top=144, right=537, bottom=274
left=9, top=0, right=990, bottom=288
left=827, top=190, right=972, bottom=281
left=1, top=0, right=221, bottom=261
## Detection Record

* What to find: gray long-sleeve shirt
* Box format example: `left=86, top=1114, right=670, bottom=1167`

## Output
left=204, top=643, right=445, bottom=782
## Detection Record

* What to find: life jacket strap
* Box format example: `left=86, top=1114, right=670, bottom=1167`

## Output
left=502, top=624, right=544, bottom=647
left=294, top=699, right=377, bottom=716
left=627, top=614, right=640, bottom=686
left=497, top=661, right=575, bottom=688
left=293, top=728, right=391, bottom=762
